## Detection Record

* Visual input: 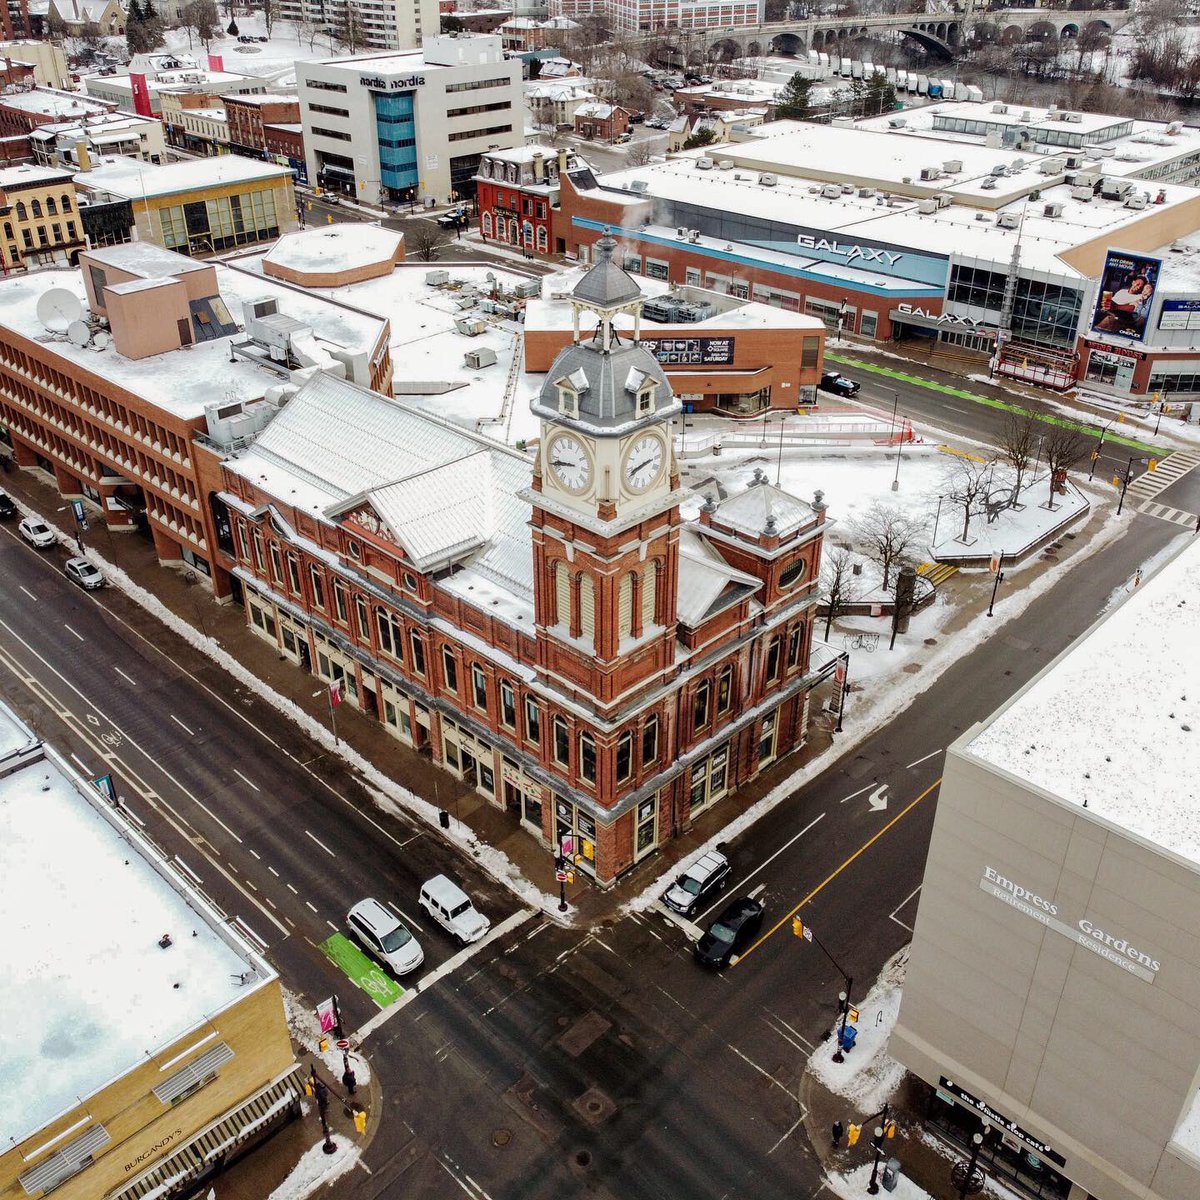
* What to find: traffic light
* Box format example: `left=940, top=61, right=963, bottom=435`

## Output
left=885, top=1120, right=897, bottom=1139
left=353, top=1108, right=367, bottom=1134
left=792, top=916, right=804, bottom=938
left=847, top=1124, right=861, bottom=1147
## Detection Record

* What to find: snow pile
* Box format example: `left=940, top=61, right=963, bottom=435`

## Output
left=265, top=1138, right=360, bottom=1200
left=825, top=1162, right=929, bottom=1200
left=282, top=986, right=372, bottom=1086
left=808, top=949, right=908, bottom=1112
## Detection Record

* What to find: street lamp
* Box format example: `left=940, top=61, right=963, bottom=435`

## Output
left=892, top=414, right=904, bottom=492
left=1116, top=455, right=1142, bottom=516
left=952, top=1130, right=986, bottom=1200
left=775, top=414, right=787, bottom=487
left=986, top=551, right=1005, bottom=618
left=932, top=494, right=944, bottom=546
left=867, top=1125, right=886, bottom=1195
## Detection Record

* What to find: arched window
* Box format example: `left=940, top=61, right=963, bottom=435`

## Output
left=618, top=573, right=634, bottom=639
left=554, top=561, right=570, bottom=627
left=579, top=575, right=595, bottom=644
left=14, top=201, right=25, bottom=220
left=60, top=193, right=72, bottom=212
left=481, top=211, right=492, bottom=238
left=523, top=221, right=534, bottom=246
left=536, top=225, right=548, bottom=252
left=641, top=563, right=657, bottom=628
left=30, top=199, right=41, bottom=217
left=46, top=196, right=57, bottom=215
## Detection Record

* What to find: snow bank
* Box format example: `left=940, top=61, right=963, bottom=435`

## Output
left=808, top=949, right=907, bottom=1112
left=283, top=986, right=372, bottom=1086
left=265, top=1139, right=360, bottom=1200
left=825, top=1162, right=928, bottom=1200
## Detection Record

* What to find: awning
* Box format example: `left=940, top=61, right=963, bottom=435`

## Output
left=107, top=1066, right=303, bottom=1200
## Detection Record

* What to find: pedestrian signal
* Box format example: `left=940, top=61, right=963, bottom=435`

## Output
left=353, top=1109, right=367, bottom=1134
left=792, top=917, right=804, bottom=938
left=847, top=1124, right=861, bottom=1147
left=885, top=1121, right=897, bottom=1139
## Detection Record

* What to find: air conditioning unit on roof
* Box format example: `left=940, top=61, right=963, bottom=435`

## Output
left=997, top=212, right=1019, bottom=229
left=758, top=172, right=777, bottom=186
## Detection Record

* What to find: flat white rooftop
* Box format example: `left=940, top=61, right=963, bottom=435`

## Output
left=967, top=539, right=1200, bottom=866
left=0, top=163, right=72, bottom=188
left=77, top=153, right=293, bottom=201
left=0, top=708, right=271, bottom=1146
left=0, top=87, right=109, bottom=117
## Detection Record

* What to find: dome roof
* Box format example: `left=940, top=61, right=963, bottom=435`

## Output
left=570, top=233, right=644, bottom=309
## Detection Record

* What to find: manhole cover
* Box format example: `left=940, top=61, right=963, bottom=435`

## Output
left=493, top=1129, right=512, bottom=1147
left=573, top=1085, right=617, bottom=1124
left=575, top=1150, right=592, bottom=1168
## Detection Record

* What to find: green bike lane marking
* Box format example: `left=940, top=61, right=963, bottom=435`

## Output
left=826, top=352, right=1162, bottom=456
left=319, top=932, right=405, bottom=1009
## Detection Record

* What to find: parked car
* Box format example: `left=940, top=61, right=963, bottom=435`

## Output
left=18, top=516, right=55, bottom=548
left=64, top=557, right=103, bottom=589
left=694, top=896, right=765, bottom=968
left=628, top=111, right=645, bottom=123
left=663, top=849, right=731, bottom=917
left=0, top=490, right=16, bottom=520
left=347, top=897, right=424, bottom=976
left=320, top=191, right=342, bottom=206
left=819, top=369, right=860, bottom=397
left=419, top=874, right=490, bottom=944
left=437, top=208, right=468, bottom=229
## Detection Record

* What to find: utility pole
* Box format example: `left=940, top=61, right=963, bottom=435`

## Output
left=791, top=917, right=854, bottom=1061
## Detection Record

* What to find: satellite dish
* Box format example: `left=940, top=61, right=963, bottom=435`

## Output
left=37, top=288, right=83, bottom=333
left=92, top=330, right=111, bottom=350
left=67, top=320, right=91, bottom=348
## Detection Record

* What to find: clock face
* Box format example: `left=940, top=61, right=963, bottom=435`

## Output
left=623, top=434, right=665, bottom=494
left=547, top=432, right=592, bottom=495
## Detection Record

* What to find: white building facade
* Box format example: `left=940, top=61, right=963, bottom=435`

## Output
left=277, top=0, right=440, bottom=51
left=298, top=35, right=523, bottom=205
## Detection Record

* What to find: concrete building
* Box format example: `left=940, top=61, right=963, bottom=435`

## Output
left=298, top=34, right=523, bottom=205
left=0, top=38, right=70, bottom=87
left=0, top=162, right=84, bottom=270
left=548, top=0, right=762, bottom=32
left=72, top=155, right=298, bottom=255
left=554, top=102, right=1200, bottom=396
left=0, top=701, right=301, bottom=1200
left=211, top=236, right=835, bottom=883
left=893, top=538, right=1200, bottom=1200
left=0, top=242, right=390, bottom=584
left=85, top=65, right=270, bottom=118
left=278, top=0, right=440, bottom=50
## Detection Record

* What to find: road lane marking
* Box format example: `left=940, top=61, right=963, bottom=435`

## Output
left=838, top=783, right=876, bottom=804
left=233, top=768, right=260, bottom=792
left=170, top=714, right=195, bottom=736
left=733, top=778, right=942, bottom=967
left=318, top=931, right=404, bottom=1008
left=287, top=883, right=298, bottom=894
left=698, top=812, right=826, bottom=920
left=268, top=866, right=280, bottom=877
left=890, top=884, right=922, bottom=933
left=385, top=899, right=425, bottom=933
left=304, top=829, right=336, bottom=858
left=305, top=900, right=318, bottom=913
left=765, top=1010, right=815, bottom=1051
left=63, top=624, right=84, bottom=642
left=768, top=1113, right=807, bottom=1156
left=905, top=750, right=941, bottom=769
left=19, top=585, right=36, bottom=601
left=172, top=856, right=203, bottom=885
left=114, top=667, right=138, bottom=686
left=247, top=848, right=260, bottom=859
left=69, top=752, right=90, bottom=772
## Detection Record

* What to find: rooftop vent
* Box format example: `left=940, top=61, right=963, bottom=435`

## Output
left=1043, top=201, right=1063, bottom=218
left=997, top=212, right=1019, bottom=229
left=629, top=179, right=649, bottom=193
left=992, top=102, right=1008, bottom=114
left=821, top=184, right=841, bottom=199
left=942, top=159, right=962, bottom=174
left=696, top=157, right=714, bottom=170
left=758, top=172, right=777, bottom=187
left=917, top=198, right=937, bottom=215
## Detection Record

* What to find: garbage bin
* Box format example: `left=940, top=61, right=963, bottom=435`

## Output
left=838, top=1023, right=858, bottom=1052
left=881, top=1158, right=901, bottom=1192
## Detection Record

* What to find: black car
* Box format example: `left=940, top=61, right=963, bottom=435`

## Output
left=0, top=490, right=16, bottom=520
left=694, top=896, right=764, bottom=968
left=819, top=370, right=860, bottom=397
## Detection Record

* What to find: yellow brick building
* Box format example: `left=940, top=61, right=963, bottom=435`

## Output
left=0, top=163, right=85, bottom=271
left=0, top=702, right=302, bottom=1200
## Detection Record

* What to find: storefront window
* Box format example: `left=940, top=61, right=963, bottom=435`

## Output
left=758, top=711, right=777, bottom=765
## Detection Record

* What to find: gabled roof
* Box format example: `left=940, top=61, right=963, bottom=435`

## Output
left=676, top=528, right=760, bottom=626
left=712, top=480, right=815, bottom=540
left=570, top=233, right=643, bottom=309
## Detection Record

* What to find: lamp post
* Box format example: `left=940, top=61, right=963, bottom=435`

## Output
left=888, top=389, right=899, bottom=445
left=986, top=551, right=1005, bottom=618
left=834, top=653, right=849, bottom=734
left=932, top=494, right=944, bottom=546
left=310, top=1064, right=338, bottom=1155
left=794, top=919, right=854, bottom=1061
left=776, top=414, right=786, bottom=487
left=892, top=414, right=904, bottom=492
left=952, top=1130, right=986, bottom=1200
left=1116, top=455, right=1141, bottom=516
left=867, top=1125, right=886, bottom=1195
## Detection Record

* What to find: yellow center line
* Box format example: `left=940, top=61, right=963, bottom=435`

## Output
left=732, top=777, right=942, bottom=968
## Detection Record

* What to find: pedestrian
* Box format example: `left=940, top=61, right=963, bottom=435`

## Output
left=342, top=1050, right=357, bottom=1096
left=832, top=1119, right=844, bottom=1148
left=76, top=534, right=84, bottom=553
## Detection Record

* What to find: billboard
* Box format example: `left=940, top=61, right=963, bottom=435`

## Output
left=1089, top=250, right=1161, bottom=341
left=640, top=336, right=734, bottom=366
left=1158, top=298, right=1200, bottom=332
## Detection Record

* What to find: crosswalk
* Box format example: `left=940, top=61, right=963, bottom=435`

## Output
left=1126, top=449, right=1200, bottom=528
left=917, top=561, right=958, bottom=587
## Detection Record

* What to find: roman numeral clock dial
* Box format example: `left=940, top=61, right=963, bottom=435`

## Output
left=547, top=432, right=592, bottom=495
left=623, top=433, right=664, bottom=494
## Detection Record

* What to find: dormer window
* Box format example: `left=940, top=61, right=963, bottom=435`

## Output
left=558, top=385, right=578, bottom=417
left=637, top=384, right=656, bottom=415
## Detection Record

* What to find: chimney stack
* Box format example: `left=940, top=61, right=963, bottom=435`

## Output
left=75, top=141, right=91, bottom=172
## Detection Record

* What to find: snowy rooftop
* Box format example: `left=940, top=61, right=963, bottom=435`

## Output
left=0, top=707, right=272, bottom=1146
left=0, top=259, right=385, bottom=420
left=76, top=153, right=293, bottom=201
left=0, top=704, right=35, bottom=760
left=0, top=87, right=109, bottom=117
left=0, top=163, right=71, bottom=188
left=675, top=79, right=785, bottom=103
left=967, top=539, right=1200, bottom=865
left=262, top=223, right=403, bottom=275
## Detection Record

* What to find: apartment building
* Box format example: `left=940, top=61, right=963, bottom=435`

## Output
left=278, top=0, right=440, bottom=51
left=0, top=163, right=84, bottom=270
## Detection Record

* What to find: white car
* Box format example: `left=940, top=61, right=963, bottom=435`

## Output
left=419, top=874, right=490, bottom=945
left=18, top=517, right=55, bottom=548
left=64, top=557, right=104, bottom=590
left=347, top=898, right=424, bottom=976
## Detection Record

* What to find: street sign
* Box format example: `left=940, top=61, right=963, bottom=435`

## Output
left=555, top=869, right=568, bottom=882
left=316, top=996, right=338, bottom=1034
left=560, top=835, right=574, bottom=857
left=336, top=1038, right=350, bottom=1050
left=835, top=661, right=847, bottom=685
left=71, top=499, right=88, bottom=531
left=92, top=773, right=117, bottom=803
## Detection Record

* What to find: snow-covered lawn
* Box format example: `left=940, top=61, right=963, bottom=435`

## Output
left=931, top=478, right=1089, bottom=561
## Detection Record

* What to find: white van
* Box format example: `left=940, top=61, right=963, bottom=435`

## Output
left=419, top=875, right=490, bottom=944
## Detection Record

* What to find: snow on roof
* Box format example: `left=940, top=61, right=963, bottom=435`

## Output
left=712, top=478, right=816, bottom=540
left=0, top=705, right=272, bottom=1146
left=0, top=260, right=384, bottom=421
left=677, top=527, right=761, bottom=626
left=77, top=153, right=292, bottom=201
left=223, top=92, right=299, bottom=105
left=0, top=704, right=36, bottom=759
left=0, top=87, right=109, bottom=116
left=263, top=224, right=403, bottom=274
left=0, top=163, right=71, bottom=188
left=966, top=538, right=1200, bottom=865
left=576, top=102, right=618, bottom=119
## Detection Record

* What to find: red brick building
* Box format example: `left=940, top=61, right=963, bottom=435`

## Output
left=574, top=102, right=629, bottom=142
left=476, top=146, right=573, bottom=255
left=263, top=123, right=306, bottom=182
left=222, top=94, right=301, bottom=157
left=0, top=88, right=112, bottom=139
left=215, top=238, right=832, bottom=884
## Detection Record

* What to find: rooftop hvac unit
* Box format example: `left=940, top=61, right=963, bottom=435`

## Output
left=464, top=347, right=498, bottom=369
left=943, top=159, right=962, bottom=174
left=992, top=102, right=1008, bottom=114
left=514, top=279, right=541, bottom=298
left=997, top=212, right=1019, bottom=229
left=990, top=163, right=1007, bottom=176
left=919, top=166, right=940, bottom=181
left=887, top=117, right=907, bottom=129
left=1124, top=192, right=1148, bottom=209
left=1071, top=185, right=1093, bottom=201
left=696, top=157, right=714, bottom=170
left=1065, top=155, right=1082, bottom=169
left=629, top=179, right=650, bottom=193
left=688, top=229, right=700, bottom=242
left=1043, top=201, right=1063, bottom=218
left=1019, top=110, right=1032, bottom=123
left=1167, top=121, right=1184, bottom=135
left=1094, top=146, right=1116, bottom=158
left=454, top=316, right=487, bottom=336
left=1028, top=188, right=1041, bottom=201
left=917, top=198, right=937, bottom=215
left=980, top=176, right=998, bottom=190
left=974, top=212, right=989, bottom=221
left=1064, top=112, right=1083, bottom=124
left=717, top=159, right=734, bottom=170
left=676, top=226, right=687, bottom=238
left=858, top=187, right=876, bottom=197
left=821, top=184, right=841, bottom=199
left=734, top=173, right=744, bottom=180
left=841, top=184, right=854, bottom=194
left=425, top=269, right=450, bottom=286
left=758, top=172, right=777, bottom=187
left=1037, top=157, right=1063, bottom=175
left=935, top=193, right=952, bottom=208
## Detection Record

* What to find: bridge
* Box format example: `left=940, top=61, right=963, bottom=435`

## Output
left=666, top=8, right=1134, bottom=63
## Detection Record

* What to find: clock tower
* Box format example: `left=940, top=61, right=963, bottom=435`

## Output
left=526, top=234, right=683, bottom=709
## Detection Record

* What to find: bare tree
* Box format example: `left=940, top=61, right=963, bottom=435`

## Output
left=1042, top=427, right=1088, bottom=509
left=409, top=223, right=449, bottom=262
left=262, top=0, right=275, bottom=38
left=998, top=412, right=1039, bottom=506
left=182, top=0, right=220, bottom=49
left=942, top=458, right=996, bottom=544
left=820, top=546, right=860, bottom=641
left=625, top=139, right=654, bottom=167
left=851, top=502, right=926, bottom=591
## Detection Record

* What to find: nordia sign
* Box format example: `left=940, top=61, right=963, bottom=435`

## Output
left=360, top=74, right=426, bottom=89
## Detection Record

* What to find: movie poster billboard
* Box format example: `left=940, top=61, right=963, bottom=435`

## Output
left=1089, top=250, right=1161, bottom=341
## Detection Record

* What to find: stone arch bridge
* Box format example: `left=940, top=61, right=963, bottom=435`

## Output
left=669, top=8, right=1133, bottom=64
